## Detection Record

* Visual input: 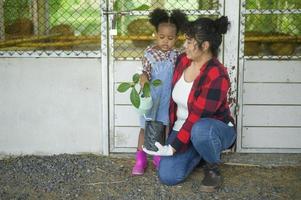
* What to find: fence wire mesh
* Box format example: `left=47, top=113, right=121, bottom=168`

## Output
left=2, top=0, right=299, bottom=59
left=0, top=0, right=221, bottom=58
left=242, top=0, right=301, bottom=58
left=0, top=0, right=101, bottom=56
left=112, top=0, right=220, bottom=59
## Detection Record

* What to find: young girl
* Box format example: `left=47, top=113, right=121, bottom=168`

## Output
left=132, top=8, right=187, bottom=176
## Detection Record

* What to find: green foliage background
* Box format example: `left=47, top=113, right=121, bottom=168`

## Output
left=4, top=0, right=31, bottom=25
left=3, top=0, right=300, bottom=36
left=245, top=0, right=301, bottom=35
left=4, top=0, right=101, bottom=36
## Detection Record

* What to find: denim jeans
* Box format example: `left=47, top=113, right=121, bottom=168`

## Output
left=158, top=118, right=236, bottom=186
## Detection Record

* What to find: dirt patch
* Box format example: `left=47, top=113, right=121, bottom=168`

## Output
left=0, top=154, right=300, bottom=200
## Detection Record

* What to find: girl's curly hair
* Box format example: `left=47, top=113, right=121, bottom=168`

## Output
left=149, top=8, right=187, bottom=34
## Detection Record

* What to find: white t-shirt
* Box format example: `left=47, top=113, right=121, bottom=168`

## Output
left=172, top=73, right=193, bottom=131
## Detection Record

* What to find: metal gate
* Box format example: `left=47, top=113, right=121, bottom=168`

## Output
left=102, top=0, right=301, bottom=154
left=237, top=0, right=301, bottom=153
left=2, top=0, right=299, bottom=154
left=101, top=0, right=241, bottom=153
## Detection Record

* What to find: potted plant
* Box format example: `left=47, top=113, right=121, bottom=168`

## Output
left=117, top=73, right=161, bottom=115
left=118, top=73, right=165, bottom=151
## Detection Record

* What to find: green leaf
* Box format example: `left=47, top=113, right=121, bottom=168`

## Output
left=130, top=87, right=140, bottom=108
left=142, top=82, right=151, bottom=98
left=132, top=73, right=140, bottom=84
left=117, top=82, right=131, bottom=93
left=152, top=79, right=162, bottom=87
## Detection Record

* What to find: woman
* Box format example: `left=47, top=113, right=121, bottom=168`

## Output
left=143, top=16, right=236, bottom=192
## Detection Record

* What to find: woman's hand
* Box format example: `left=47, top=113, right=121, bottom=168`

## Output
left=143, top=142, right=176, bottom=156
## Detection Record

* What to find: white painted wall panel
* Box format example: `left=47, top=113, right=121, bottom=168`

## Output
left=0, top=58, right=103, bottom=155
left=242, top=127, right=301, bottom=149
left=114, top=127, right=140, bottom=148
left=114, top=105, right=140, bottom=126
left=239, top=60, right=301, bottom=152
left=114, top=61, right=141, bottom=82
left=112, top=61, right=143, bottom=151
left=243, top=83, right=301, bottom=104
left=244, top=60, right=301, bottom=83
left=243, top=105, right=301, bottom=126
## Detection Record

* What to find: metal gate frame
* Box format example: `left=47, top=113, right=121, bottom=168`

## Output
left=100, top=0, right=110, bottom=155
left=102, top=0, right=241, bottom=153
left=236, top=0, right=301, bottom=153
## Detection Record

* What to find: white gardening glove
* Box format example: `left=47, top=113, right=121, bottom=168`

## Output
left=142, top=142, right=174, bottom=156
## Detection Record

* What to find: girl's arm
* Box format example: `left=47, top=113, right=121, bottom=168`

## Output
left=141, top=56, right=152, bottom=80
left=140, top=55, right=152, bottom=88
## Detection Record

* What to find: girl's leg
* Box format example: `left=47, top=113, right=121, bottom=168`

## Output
left=137, top=128, right=145, bottom=150
left=137, top=116, right=146, bottom=150
left=165, top=126, right=170, bottom=142
left=152, top=125, right=169, bottom=170
left=152, top=155, right=160, bottom=170
left=158, top=130, right=201, bottom=185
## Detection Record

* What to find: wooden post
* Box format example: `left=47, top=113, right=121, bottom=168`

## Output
left=32, top=0, right=50, bottom=36
left=37, top=0, right=47, bottom=35
left=32, top=0, right=39, bottom=35
left=224, top=0, right=240, bottom=125
left=0, top=0, right=5, bottom=40
left=44, top=0, right=50, bottom=35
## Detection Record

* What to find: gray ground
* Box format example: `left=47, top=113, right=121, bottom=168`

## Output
left=0, top=153, right=300, bottom=200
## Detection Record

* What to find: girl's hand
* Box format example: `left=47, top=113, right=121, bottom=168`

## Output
left=140, top=73, right=149, bottom=88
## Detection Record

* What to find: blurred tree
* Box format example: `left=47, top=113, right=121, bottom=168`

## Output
left=4, top=0, right=30, bottom=25
left=49, top=0, right=63, bottom=16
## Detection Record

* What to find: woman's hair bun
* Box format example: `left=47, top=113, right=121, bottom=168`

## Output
left=170, top=9, right=188, bottom=33
left=214, top=16, right=229, bottom=34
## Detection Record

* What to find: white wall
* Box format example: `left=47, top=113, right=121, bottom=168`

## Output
left=0, top=58, right=104, bottom=155
left=238, top=60, right=301, bottom=153
left=112, top=61, right=141, bottom=152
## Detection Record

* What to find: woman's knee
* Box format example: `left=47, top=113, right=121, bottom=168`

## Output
left=158, top=168, right=185, bottom=186
left=191, top=118, right=214, bottom=142
left=158, top=158, right=186, bottom=185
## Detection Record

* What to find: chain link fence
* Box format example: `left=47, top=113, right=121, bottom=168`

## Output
left=0, top=0, right=222, bottom=58
left=2, top=0, right=298, bottom=59
left=242, top=0, right=301, bottom=59
left=112, top=0, right=221, bottom=59
left=0, top=0, right=101, bottom=56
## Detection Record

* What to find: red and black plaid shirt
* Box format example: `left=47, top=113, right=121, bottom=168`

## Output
left=169, top=53, right=235, bottom=152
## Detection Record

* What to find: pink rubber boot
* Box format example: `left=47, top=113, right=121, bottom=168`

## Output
left=152, top=155, right=161, bottom=170
left=132, top=150, right=148, bottom=175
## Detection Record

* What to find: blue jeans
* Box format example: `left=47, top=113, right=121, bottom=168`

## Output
left=158, top=118, right=236, bottom=186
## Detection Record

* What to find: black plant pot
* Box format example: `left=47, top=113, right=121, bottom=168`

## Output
left=144, top=121, right=165, bottom=151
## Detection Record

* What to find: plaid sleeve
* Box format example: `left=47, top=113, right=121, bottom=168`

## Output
left=171, top=74, right=230, bottom=151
